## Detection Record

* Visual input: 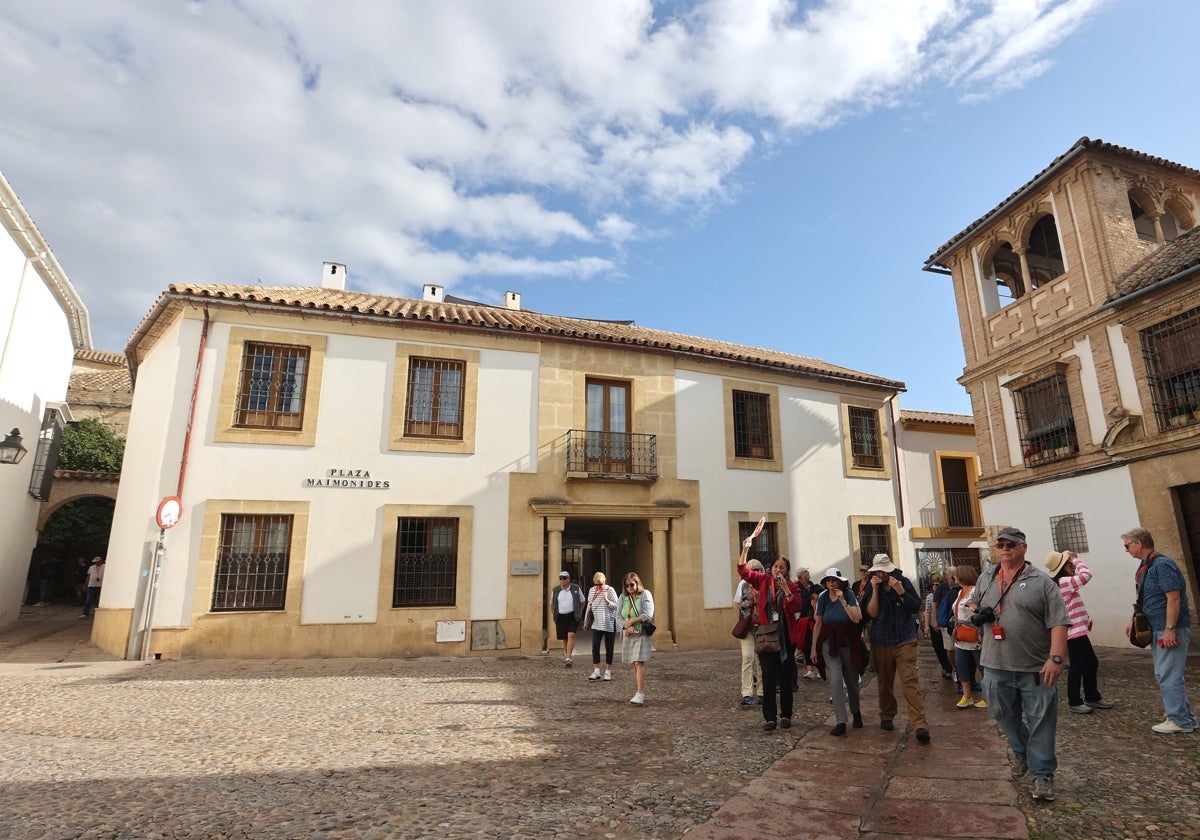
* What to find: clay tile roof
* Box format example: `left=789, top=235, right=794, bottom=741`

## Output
left=924, top=137, right=1200, bottom=271
left=67, top=368, right=133, bottom=405
left=130, top=284, right=906, bottom=392
left=1108, top=223, right=1200, bottom=302
left=74, top=348, right=128, bottom=366
left=900, top=409, right=973, bottom=427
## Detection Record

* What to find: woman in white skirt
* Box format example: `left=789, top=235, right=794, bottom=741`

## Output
left=620, top=572, right=654, bottom=706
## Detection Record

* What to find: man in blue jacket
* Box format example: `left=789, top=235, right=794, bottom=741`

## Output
left=864, top=554, right=929, bottom=743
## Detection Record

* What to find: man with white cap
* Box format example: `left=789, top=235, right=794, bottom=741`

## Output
left=863, top=553, right=930, bottom=743
left=550, top=571, right=585, bottom=667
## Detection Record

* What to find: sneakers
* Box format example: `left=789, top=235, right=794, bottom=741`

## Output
left=763, top=720, right=777, bottom=731
left=588, top=668, right=602, bottom=681
left=852, top=712, right=863, bottom=729
left=1010, top=755, right=1028, bottom=780
left=1151, top=719, right=1195, bottom=734
left=974, top=699, right=988, bottom=709
left=1068, top=703, right=1093, bottom=714
left=77, top=614, right=88, bottom=620
left=880, top=720, right=894, bottom=731
left=830, top=722, right=846, bottom=736
left=956, top=696, right=975, bottom=709
left=915, top=728, right=931, bottom=744
left=1088, top=699, right=1115, bottom=709
left=780, top=717, right=791, bottom=729
left=1031, top=775, right=1056, bottom=802
left=564, top=658, right=573, bottom=668
left=603, top=670, right=612, bottom=681
left=741, top=695, right=756, bottom=706
left=803, top=670, right=818, bottom=680
left=630, top=692, right=645, bottom=706
left=940, top=671, right=955, bottom=681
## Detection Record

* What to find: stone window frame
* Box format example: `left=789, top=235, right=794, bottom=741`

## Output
left=840, top=399, right=893, bottom=480
left=723, top=380, right=783, bottom=472
left=389, top=344, right=479, bottom=455
left=379, top=503, right=473, bottom=616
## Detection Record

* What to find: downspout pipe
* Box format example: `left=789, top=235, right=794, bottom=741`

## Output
left=886, top=392, right=904, bottom=529
left=177, top=306, right=210, bottom=500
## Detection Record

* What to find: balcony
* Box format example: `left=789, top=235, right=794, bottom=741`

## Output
left=943, top=491, right=982, bottom=529
left=566, top=430, right=657, bottom=481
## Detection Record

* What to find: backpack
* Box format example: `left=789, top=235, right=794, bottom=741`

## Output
left=936, top=584, right=959, bottom=629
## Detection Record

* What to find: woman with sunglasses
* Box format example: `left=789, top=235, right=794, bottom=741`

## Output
left=619, top=573, right=654, bottom=706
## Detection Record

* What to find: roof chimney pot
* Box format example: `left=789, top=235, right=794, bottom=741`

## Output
left=504, top=290, right=521, bottom=310
left=321, top=262, right=346, bottom=290
left=423, top=283, right=444, bottom=303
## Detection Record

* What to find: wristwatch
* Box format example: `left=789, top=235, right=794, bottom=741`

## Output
left=1049, top=655, right=1064, bottom=665
left=1166, top=623, right=1177, bottom=630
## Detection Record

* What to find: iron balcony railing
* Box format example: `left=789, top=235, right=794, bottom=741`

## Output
left=943, top=490, right=981, bottom=529
left=566, top=430, right=657, bottom=480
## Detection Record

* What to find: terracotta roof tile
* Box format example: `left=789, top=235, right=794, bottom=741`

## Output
left=131, top=284, right=906, bottom=392
left=1108, top=223, right=1200, bottom=302
left=73, top=348, right=128, bottom=366
left=900, top=409, right=973, bottom=426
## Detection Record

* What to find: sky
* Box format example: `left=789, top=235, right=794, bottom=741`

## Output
left=2, top=0, right=1198, bottom=414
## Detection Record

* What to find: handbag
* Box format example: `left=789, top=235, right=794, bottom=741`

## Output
left=642, top=618, right=657, bottom=637
left=1129, top=605, right=1152, bottom=648
left=1130, top=554, right=1158, bottom=648
left=953, top=623, right=979, bottom=644
left=754, top=621, right=781, bottom=654
left=731, top=615, right=752, bottom=639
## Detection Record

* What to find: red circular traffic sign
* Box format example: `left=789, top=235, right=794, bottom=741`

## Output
left=156, top=496, right=182, bottom=529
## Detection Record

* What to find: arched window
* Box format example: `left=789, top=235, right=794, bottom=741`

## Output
left=1026, top=215, right=1064, bottom=286
left=990, top=242, right=1024, bottom=301
left=1129, top=194, right=1157, bottom=242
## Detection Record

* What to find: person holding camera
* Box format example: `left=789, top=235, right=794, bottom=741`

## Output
left=737, top=539, right=802, bottom=732
left=968, top=527, right=1070, bottom=803
left=863, top=554, right=929, bottom=743
left=810, top=567, right=867, bottom=736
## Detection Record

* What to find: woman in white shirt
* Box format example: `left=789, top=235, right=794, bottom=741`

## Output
left=584, top=572, right=620, bottom=682
left=734, top=560, right=764, bottom=705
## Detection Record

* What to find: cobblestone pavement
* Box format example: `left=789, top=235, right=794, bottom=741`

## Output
left=1, top=605, right=1197, bottom=839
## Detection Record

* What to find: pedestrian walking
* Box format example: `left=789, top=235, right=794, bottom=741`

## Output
left=1122, top=528, right=1196, bottom=734
left=619, top=573, right=654, bottom=706
left=79, top=556, right=105, bottom=619
left=1044, top=550, right=1113, bottom=714
left=810, top=567, right=867, bottom=736
left=863, top=554, right=930, bottom=743
left=584, top=572, right=619, bottom=682
left=734, top=559, right=763, bottom=705
left=950, top=565, right=985, bottom=709
left=969, top=527, right=1070, bottom=803
left=550, top=571, right=585, bottom=667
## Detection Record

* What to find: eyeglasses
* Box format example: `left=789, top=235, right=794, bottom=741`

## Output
left=995, top=540, right=1020, bottom=549
left=1123, top=543, right=1134, bottom=550
left=624, top=583, right=637, bottom=589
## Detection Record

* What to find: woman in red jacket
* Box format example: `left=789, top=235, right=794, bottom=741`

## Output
left=738, top=537, right=803, bottom=731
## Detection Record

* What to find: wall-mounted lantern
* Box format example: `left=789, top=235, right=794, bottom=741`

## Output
left=0, top=428, right=27, bottom=465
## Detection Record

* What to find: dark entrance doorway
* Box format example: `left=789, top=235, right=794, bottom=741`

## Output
left=1173, top=483, right=1200, bottom=602
left=561, top=519, right=639, bottom=588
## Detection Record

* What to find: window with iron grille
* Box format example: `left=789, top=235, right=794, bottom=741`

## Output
left=1051, top=513, right=1089, bottom=554
left=27, top=408, right=65, bottom=501
left=738, top=520, right=778, bottom=567
left=732, top=390, right=772, bottom=459
left=848, top=406, right=883, bottom=469
left=1140, top=306, right=1200, bottom=433
left=405, top=358, right=465, bottom=439
left=1014, top=374, right=1078, bottom=466
left=858, top=524, right=890, bottom=568
left=235, top=342, right=309, bottom=429
left=394, top=517, right=458, bottom=607
left=212, top=514, right=292, bottom=611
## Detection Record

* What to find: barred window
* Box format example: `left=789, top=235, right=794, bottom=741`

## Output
left=858, top=524, right=890, bottom=568
left=212, top=514, right=292, bottom=611
left=405, top=358, right=465, bottom=439
left=848, top=406, right=883, bottom=469
left=394, top=517, right=458, bottom=607
left=235, top=342, right=309, bottom=429
left=738, top=520, right=778, bottom=567
left=732, top=391, right=772, bottom=459
left=1014, top=374, right=1078, bottom=467
left=1051, top=513, right=1089, bottom=554
left=1140, top=306, right=1200, bottom=433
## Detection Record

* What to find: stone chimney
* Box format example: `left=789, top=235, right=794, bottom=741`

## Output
left=423, top=283, right=444, bottom=303
left=504, top=290, right=521, bottom=310
left=321, top=262, right=346, bottom=290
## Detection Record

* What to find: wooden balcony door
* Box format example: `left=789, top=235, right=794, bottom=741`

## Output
left=586, top=379, right=630, bottom=474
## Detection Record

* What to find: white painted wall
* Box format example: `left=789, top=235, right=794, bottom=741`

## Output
left=980, top=464, right=1138, bottom=648
left=674, top=369, right=897, bottom=610
left=0, top=236, right=76, bottom=626
left=105, top=316, right=540, bottom=633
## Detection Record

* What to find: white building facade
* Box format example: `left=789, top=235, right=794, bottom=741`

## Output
left=0, top=171, right=89, bottom=626
left=98, top=282, right=929, bottom=660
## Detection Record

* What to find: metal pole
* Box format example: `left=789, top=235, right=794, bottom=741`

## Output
left=140, top=529, right=165, bottom=661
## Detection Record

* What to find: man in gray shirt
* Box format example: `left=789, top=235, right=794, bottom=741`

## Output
left=967, top=527, right=1070, bottom=803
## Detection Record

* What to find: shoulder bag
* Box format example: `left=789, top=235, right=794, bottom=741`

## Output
left=629, top=592, right=657, bottom=637
left=1130, top=555, right=1157, bottom=648
left=732, top=580, right=753, bottom=639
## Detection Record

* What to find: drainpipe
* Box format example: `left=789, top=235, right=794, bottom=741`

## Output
left=143, top=306, right=209, bottom=661
left=886, top=393, right=904, bottom=528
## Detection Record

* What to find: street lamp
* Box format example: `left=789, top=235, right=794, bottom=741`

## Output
left=0, top=428, right=27, bottom=465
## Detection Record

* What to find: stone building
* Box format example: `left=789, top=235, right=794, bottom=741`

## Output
left=95, top=266, right=970, bottom=660
left=925, top=137, right=1200, bottom=646
left=67, top=348, right=133, bottom=437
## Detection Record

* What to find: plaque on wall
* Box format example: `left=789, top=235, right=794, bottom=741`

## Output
left=510, top=560, right=542, bottom=576
left=436, top=620, right=467, bottom=643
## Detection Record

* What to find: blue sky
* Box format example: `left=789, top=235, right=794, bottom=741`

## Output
left=2, top=0, right=1197, bottom=413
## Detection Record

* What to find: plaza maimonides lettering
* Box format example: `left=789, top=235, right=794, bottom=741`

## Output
left=304, top=468, right=391, bottom=489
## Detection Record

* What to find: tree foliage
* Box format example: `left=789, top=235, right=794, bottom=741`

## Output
left=37, top=496, right=115, bottom=557
left=58, top=418, right=125, bottom=472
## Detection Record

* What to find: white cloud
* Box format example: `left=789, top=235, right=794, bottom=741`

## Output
left=0, top=0, right=1108, bottom=349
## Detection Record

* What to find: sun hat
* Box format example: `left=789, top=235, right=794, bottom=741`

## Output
left=1044, top=550, right=1071, bottom=576
left=820, top=566, right=847, bottom=585
left=868, top=554, right=896, bottom=574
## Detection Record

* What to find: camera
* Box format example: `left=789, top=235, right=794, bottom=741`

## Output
left=970, top=606, right=996, bottom=627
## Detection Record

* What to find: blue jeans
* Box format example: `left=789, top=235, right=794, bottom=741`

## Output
left=982, top=669, right=1058, bottom=778
left=955, top=647, right=983, bottom=687
left=1152, top=626, right=1196, bottom=729
left=82, top=586, right=102, bottom=617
